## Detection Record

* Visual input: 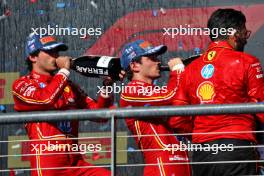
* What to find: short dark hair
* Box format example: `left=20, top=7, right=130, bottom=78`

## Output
left=26, top=50, right=40, bottom=71
left=126, top=57, right=142, bottom=81
left=207, top=8, right=246, bottom=41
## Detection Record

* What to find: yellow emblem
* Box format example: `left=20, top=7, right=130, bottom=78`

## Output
left=64, top=86, right=70, bottom=93
left=207, top=51, right=216, bottom=61
left=197, top=81, right=215, bottom=102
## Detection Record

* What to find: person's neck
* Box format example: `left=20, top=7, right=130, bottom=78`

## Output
left=226, top=40, right=235, bottom=48
left=132, top=75, right=153, bottom=84
left=32, top=67, right=51, bottom=76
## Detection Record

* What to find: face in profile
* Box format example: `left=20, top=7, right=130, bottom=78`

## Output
left=139, top=55, right=161, bottom=79
left=33, top=49, right=60, bottom=72
left=234, top=26, right=251, bottom=51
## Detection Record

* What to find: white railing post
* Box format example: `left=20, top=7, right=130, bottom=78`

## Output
left=111, top=114, right=116, bottom=176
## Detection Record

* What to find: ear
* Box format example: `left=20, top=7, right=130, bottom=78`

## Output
left=130, top=62, right=140, bottom=72
left=28, top=55, right=38, bottom=63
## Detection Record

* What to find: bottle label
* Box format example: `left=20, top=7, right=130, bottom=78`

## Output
left=75, top=66, right=109, bottom=75
left=97, top=56, right=113, bottom=68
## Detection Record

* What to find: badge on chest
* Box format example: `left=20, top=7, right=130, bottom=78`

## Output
left=57, top=121, right=72, bottom=133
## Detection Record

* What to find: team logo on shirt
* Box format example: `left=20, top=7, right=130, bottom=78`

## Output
left=207, top=51, right=216, bottom=61
left=64, top=86, right=70, bottom=93
left=68, top=98, right=75, bottom=103
left=201, top=64, right=214, bottom=79
left=39, top=82, right=46, bottom=88
left=57, top=121, right=72, bottom=133
left=197, top=81, right=215, bottom=103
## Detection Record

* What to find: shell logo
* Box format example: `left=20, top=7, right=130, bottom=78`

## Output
left=207, top=51, right=216, bottom=61
left=197, top=81, right=215, bottom=102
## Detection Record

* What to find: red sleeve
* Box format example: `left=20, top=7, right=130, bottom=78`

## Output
left=167, top=69, right=193, bottom=133
left=69, top=81, right=113, bottom=110
left=120, top=71, right=180, bottom=107
left=85, top=95, right=113, bottom=109
left=12, top=73, right=68, bottom=107
left=85, top=95, right=113, bottom=123
left=245, top=57, right=264, bottom=123
left=246, top=59, right=264, bottom=99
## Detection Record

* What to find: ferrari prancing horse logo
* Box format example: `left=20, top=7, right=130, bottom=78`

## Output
left=207, top=51, right=216, bottom=61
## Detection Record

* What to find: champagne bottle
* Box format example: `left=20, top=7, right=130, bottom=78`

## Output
left=71, top=54, right=201, bottom=79
left=159, top=54, right=201, bottom=71
left=71, top=55, right=122, bottom=80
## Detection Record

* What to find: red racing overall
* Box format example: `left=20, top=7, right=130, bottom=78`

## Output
left=120, top=71, right=191, bottom=176
left=169, top=41, right=264, bottom=143
left=12, top=70, right=111, bottom=176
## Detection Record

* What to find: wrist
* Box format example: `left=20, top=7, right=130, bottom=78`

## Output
left=100, top=90, right=112, bottom=98
left=172, top=63, right=185, bottom=72
left=58, top=68, right=70, bottom=77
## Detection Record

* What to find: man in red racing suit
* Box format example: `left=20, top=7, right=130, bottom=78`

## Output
left=119, top=40, right=191, bottom=176
left=168, top=8, right=264, bottom=176
left=12, top=34, right=119, bottom=176
left=170, top=40, right=264, bottom=144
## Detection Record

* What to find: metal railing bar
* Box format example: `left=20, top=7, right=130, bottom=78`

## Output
left=1, top=103, right=264, bottom=124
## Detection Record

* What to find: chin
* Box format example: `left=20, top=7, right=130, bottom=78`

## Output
left=48, top=67, right=57, bottom=72
left=153, top=74, right=161, bottom=79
